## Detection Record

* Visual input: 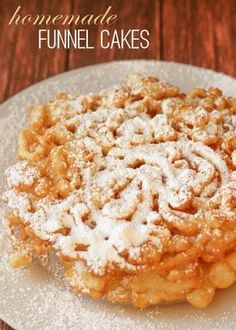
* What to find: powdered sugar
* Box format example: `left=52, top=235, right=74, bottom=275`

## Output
left=6, top=160, right=39, bottom=188
left=1, top=60, right=236, bottom=329
left=2, top=72, right=236, bottom=277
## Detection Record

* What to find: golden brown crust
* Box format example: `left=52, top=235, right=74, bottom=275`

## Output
left=3, top=74, right=236, bottom=308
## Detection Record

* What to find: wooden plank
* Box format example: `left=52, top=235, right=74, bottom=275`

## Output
left=0, top=321, right=12, bottom=330
left=68, top=0, right=161, bottom=69
left=161, top=0, right=190, bottom=63
left=162, top=0, right=236, bottom=76
left=213, top=0, right=236, bottom=76
left=162, top=0, right=216, bottom=70
left=0, top=0, right=71, bottom=103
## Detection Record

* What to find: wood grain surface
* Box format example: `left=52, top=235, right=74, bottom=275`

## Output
left=0, top=0, right=236, bottom=329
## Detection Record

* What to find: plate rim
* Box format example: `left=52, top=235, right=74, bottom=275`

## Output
left=0, top=59, right=235, bottom=111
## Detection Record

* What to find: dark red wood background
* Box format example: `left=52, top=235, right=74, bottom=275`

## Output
left=0, top=0, right=236, bottom=105
left=0, top=0, right=236, bottom=328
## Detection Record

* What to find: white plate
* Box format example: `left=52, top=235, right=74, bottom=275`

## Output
left=0, top=60, right=236, bottom=330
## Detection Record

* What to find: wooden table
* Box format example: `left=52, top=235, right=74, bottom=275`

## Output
left=0, top=0, right=235, bottom=328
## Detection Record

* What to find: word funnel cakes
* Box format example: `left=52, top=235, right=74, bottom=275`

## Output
left=3, top=74, right=236, bottom=308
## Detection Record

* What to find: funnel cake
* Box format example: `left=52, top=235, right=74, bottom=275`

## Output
left=3, top=74, right=236, bottom=308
